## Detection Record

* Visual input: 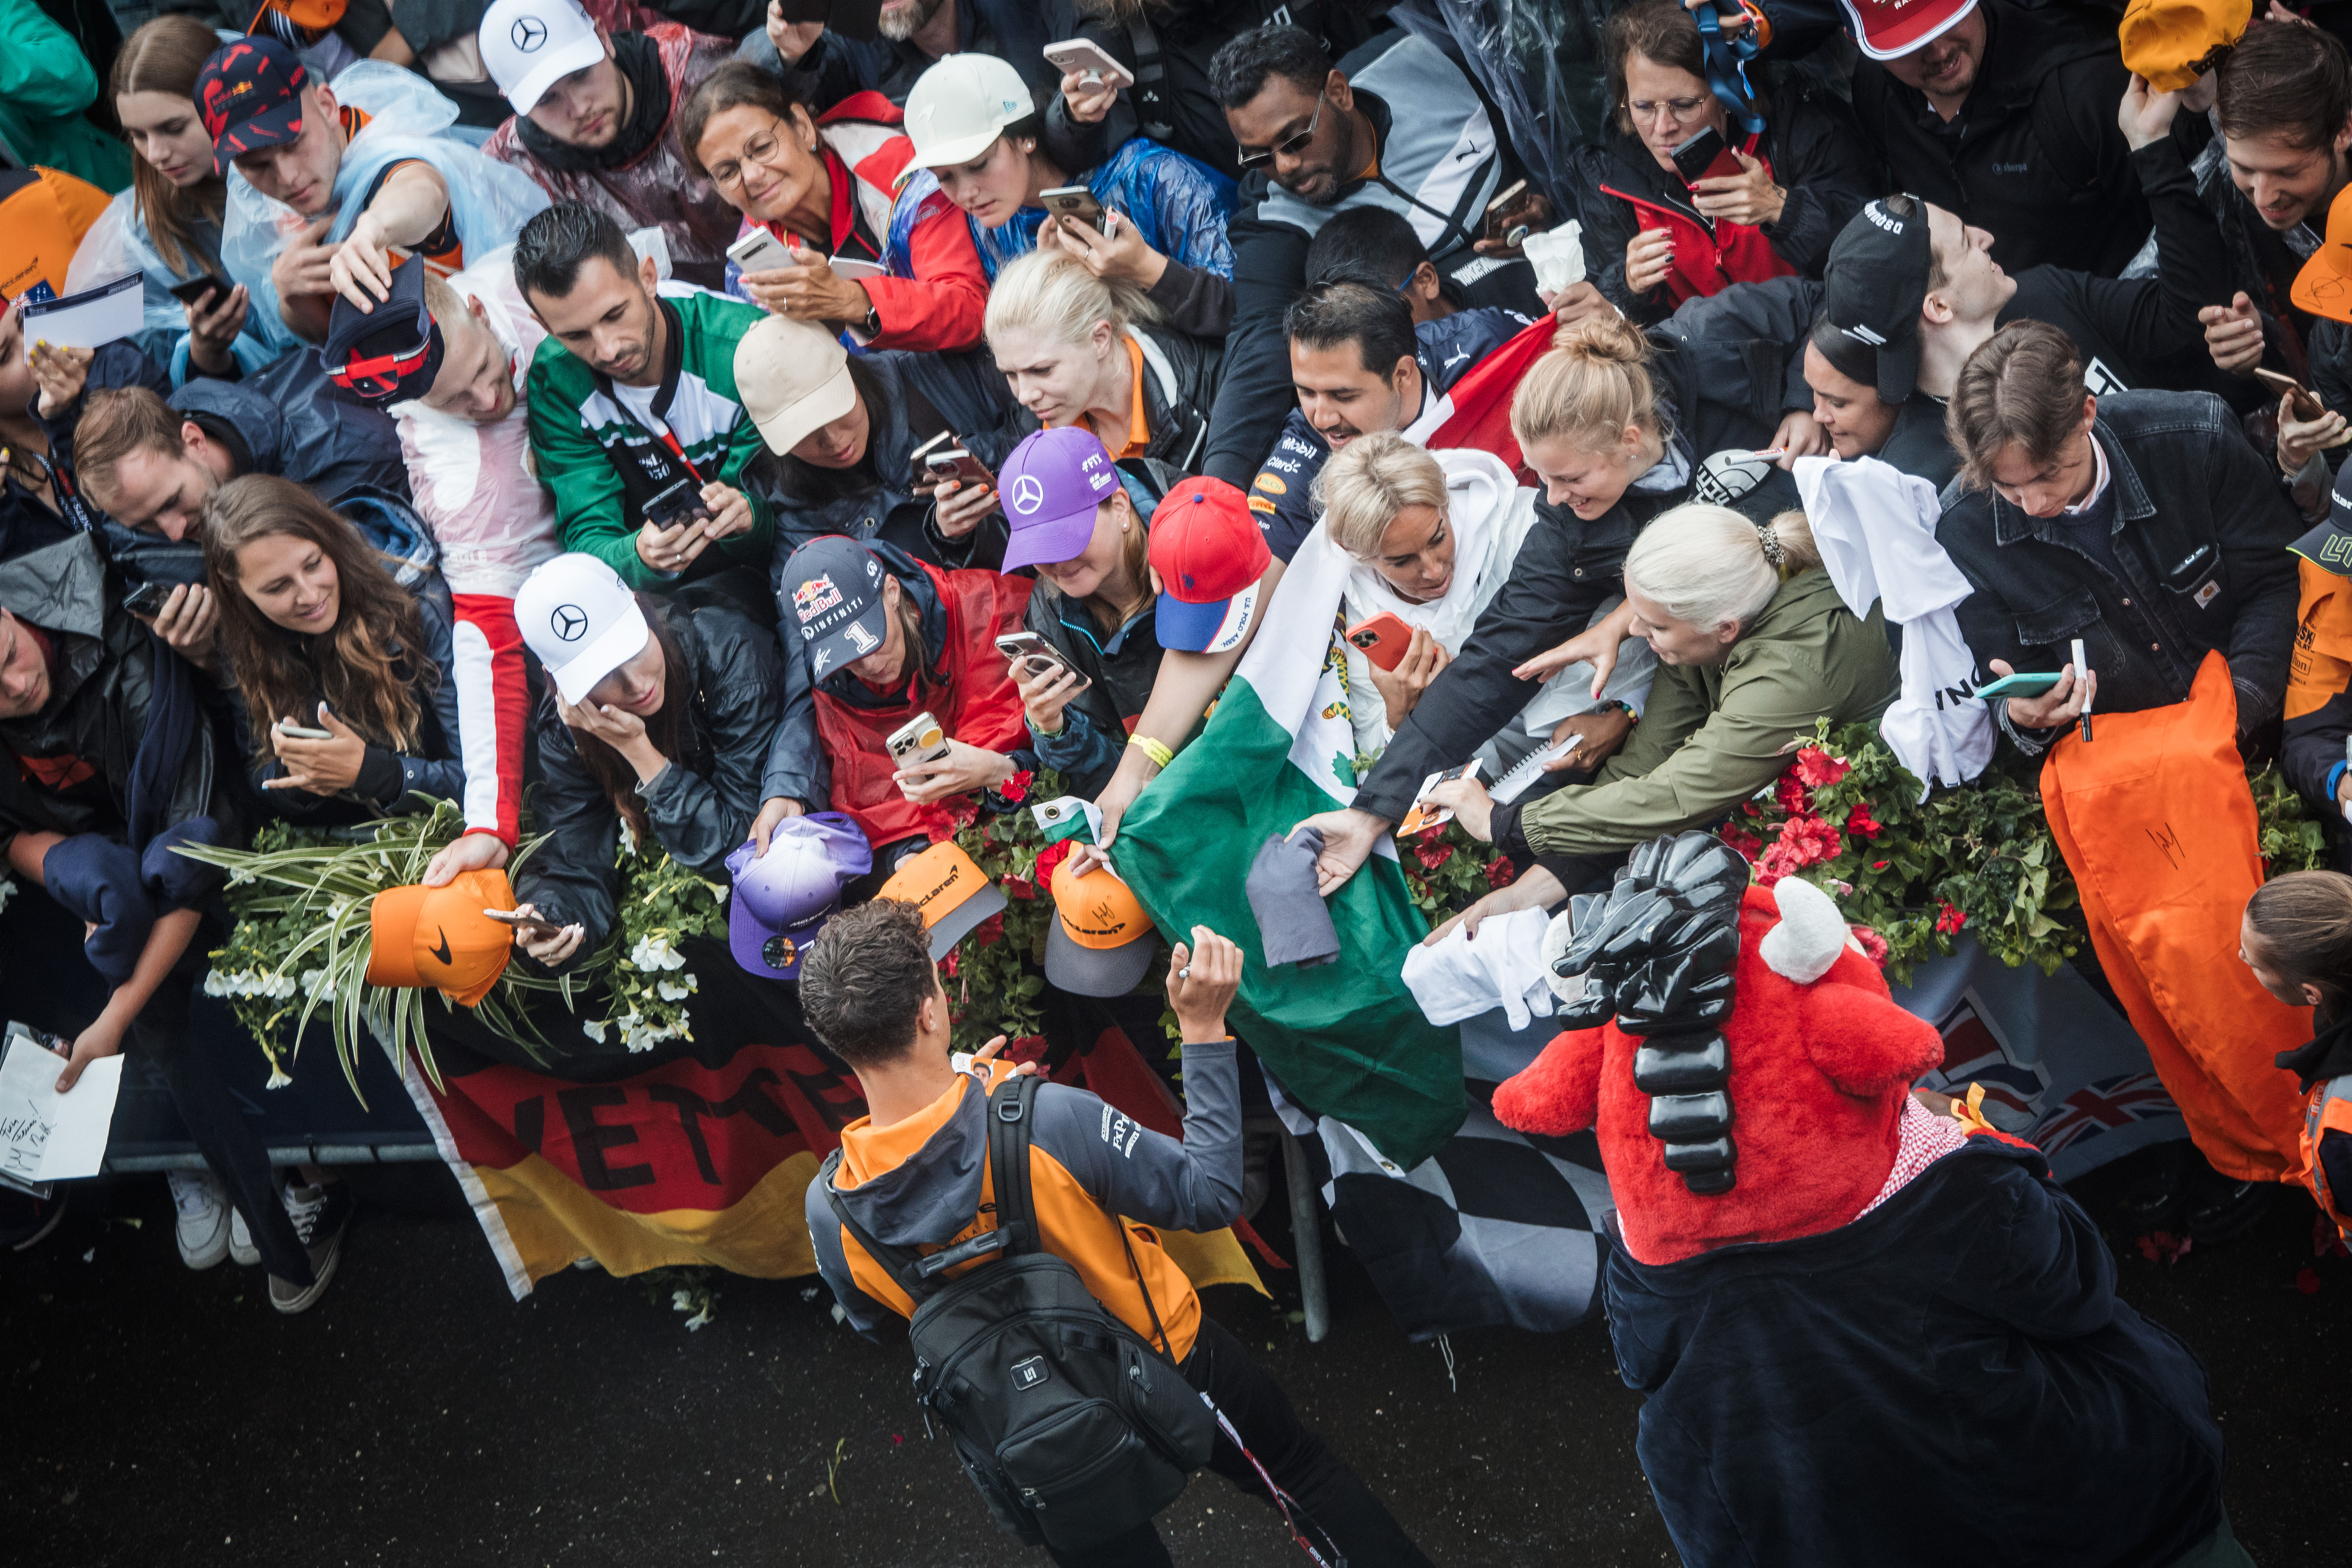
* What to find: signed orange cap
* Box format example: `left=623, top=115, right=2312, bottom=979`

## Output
left=2294, top=184, right=2352, bottom=325
left=2119, top=0, right=2248, bottom=94
left=1043, top=858, right=1156, bottom=997
left=366, top=868, right=517, bottom=1006
left=878, top=841, right=1007, bottom=959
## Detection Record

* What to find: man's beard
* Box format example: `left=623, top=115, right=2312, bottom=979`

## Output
left=878, top=0, right=947, bottom=42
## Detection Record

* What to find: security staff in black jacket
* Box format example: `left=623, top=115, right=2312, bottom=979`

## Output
left=1938, top=321, right=2301, bottom=757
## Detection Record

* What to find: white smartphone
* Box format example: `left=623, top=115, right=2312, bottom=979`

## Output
left=276, top=718, right=334, bottom=741
left=827, top=256, right=888, bottom=281
left=726, top=227, right=798, bottom=275
left=1043, top=39, right=1137, bottom=92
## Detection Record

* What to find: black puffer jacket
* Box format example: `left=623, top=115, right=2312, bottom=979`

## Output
left=754, top=349, right=1023, bottom=572
left=0, top=533, right=237, bottom=844
left=518, top=599, right=788, bottom=970
left=1574, top=86, right=1876, bottom=326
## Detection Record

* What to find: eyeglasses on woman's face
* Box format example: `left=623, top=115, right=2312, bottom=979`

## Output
left=1627, top=94, right=1711, bottom=127
left=1236, top=90, right=1327, bottom=169
left=707, top=118, right=797, bottom=191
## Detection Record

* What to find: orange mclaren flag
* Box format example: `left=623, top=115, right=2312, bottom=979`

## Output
left=2040, top=652, right=2309, bottom=1183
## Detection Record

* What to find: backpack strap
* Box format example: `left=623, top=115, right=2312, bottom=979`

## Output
left=1125, top=17, right=1175, bottom=143
left=985, top=1071, right=1043, bottom=1257
left=819, top=1146, right=944, bottom=1304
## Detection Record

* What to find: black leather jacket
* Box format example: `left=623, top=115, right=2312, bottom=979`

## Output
left=1937, top=390, right=2302, bottom=753
left=517, top=599, right=788, bottom=970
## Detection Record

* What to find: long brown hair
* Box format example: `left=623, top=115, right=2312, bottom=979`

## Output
left=111, top=15, right=230, bottom=279
left=573, top=596, right=692, bottom=843
left=202, top=474, right=432, bottom=754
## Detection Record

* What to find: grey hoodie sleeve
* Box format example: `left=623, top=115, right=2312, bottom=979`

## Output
left=806, top=1177, right=899, bottom=1344
left=1031, top=1039, right=1246, bottom=1234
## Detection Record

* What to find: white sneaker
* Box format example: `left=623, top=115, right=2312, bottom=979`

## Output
left=229, top=1203, right=259, bottom=1266
left=168, top=1168, right=232, bottom=1269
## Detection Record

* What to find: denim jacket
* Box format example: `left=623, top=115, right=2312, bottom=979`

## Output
left=1936, top=390, right=2302, bottom=754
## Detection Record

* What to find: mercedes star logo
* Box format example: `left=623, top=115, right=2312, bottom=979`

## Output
left=1010, top=473, right=1046, bottom=515
left=511, top=15, right=547, bottom=51
left=551, top=603, right=589, bottom=641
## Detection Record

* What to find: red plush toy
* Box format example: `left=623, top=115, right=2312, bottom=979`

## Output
left=1495, top=851, right=1943, bottom=1264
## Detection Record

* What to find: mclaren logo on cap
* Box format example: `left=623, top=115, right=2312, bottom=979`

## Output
left=511, top=15, right=548, bottom=49
left=550, top=604, right=589, bottom=641
left=1010, top=474, right=1047, bottom=515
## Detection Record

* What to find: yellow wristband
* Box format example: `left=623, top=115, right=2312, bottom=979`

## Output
left=1128, top=734, right=1174, bottom=770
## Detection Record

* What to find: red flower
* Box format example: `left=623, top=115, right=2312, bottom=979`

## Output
left=1002, top=874, right=1037, bottom=901
left=941, top=949, right=960, bottom=978
left=939, top=794, right=981, bottom=831
left=1484, top=854, right=1517, bottom=889
left=1754, top=842, right=1803, bottom=888
left=1032, top=839, right=1075, bottom=891
left=1933, top=901, right=1967, bottom=935
left=1717, top=824, right=1763, bottom=862
left=1742, top=800, right=1762, bottom=818
left=1792, top=746, right=1850, bottom=789
left=1779, top=816, right=1843, bottom=868
left=1414, top=839, right=1455, bottom=874
left=1848, top=924, right=1889, bottom=966
left=1774, top=775, right=1812, bottom=817
left=999, top=769, right=1033, bottom=805
left=1005, top=1035, right=1049, bottom=1065
left=1870, top=860, right=1890, bottom=872
left=971, top=912, right=1005, bottom=948
left=1845, top=800, right=1881, bottom=839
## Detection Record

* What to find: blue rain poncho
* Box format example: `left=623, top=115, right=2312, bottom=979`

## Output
left=968, top=136, right=1236, bottom=283
left=219, top=62, right=547, bottom=345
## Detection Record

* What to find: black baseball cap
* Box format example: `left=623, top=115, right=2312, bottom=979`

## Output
left=1819, top=197, right=1933, bottom=405
left=781, top=535, right=892, bottom=679
left=196, top=36, right=311, bottom=176
left=2293, top=476, right=2352, bottom=578
left=324, top=254, right=445, bottom=405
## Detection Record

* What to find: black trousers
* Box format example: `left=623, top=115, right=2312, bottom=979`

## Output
left=133, top=950, right=313, bottom=1286
left=1045, top=1317, right=1434, bottom=1568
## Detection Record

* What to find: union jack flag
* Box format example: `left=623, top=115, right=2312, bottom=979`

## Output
left=2028, top=1074, right=2182, bottom=1156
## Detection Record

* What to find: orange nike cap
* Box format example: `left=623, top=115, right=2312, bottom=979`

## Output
left=366, top=868, right=517, bottom=1006
left=1043, top=858, right=1155, bottom=997
left=878, top=841, right=1007, bottom=959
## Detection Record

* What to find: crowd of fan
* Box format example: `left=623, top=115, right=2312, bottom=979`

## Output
left=5, top=0, right=2352, bottom=1556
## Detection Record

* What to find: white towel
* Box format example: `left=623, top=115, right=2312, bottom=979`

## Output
left=1400, top=906, right=1558, bottom=1031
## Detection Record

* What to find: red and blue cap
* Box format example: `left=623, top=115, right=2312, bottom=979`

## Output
left=196, top=36, right=311, bottom=176
left=996, top=425, right=1122, bottom=572
left=1149, top=479, right=1269, bottom=653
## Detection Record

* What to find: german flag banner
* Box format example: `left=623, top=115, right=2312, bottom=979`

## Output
left=400, top=951, right=1262, bottom=1300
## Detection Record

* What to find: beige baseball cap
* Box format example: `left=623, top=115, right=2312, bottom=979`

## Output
left=735, top=314, right=856, bottom=457
left=904, top=53, right=1035, bottom=169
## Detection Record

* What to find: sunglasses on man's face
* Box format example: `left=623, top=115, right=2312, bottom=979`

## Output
left=1235, top=90, right=1327, bottom=169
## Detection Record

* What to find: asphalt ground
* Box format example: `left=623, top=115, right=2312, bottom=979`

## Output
left=5, top=1144, right=2348, bottom=1568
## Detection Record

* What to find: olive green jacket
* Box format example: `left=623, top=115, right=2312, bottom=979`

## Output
left=1514, top=569, right=1897, bottom=859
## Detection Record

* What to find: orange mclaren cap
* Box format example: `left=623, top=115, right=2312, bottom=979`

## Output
left=878, top=841, right=1007, bottom=959
left=2294, top=185, right=2352, bottom=325
left=365, top=868, right=517, bottom=1006
left=1043, top=858, right=1155, bottom=997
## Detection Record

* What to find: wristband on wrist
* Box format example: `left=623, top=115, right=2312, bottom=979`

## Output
left=1129, top=734, right=1174, bottom=770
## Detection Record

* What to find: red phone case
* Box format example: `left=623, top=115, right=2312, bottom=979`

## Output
left=1345, top=613, right=1414, bottom=672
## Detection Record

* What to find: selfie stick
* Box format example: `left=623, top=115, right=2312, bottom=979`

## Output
left=2071, top=637, right=2094, bottom=744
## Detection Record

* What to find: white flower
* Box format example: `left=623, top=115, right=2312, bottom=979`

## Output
left=657, top=978, right=691, bottom=1001
left=203, top=969, right=230, bottom=997
left=301, top=969, right=328, bottom=996
left=265, top=1065, right=293, bottom=1090
left=629, top=934, right=685, bottom=972
left=681, top=1304, right=712, bottom=1331
left=580, top=1017, right=608, bottom=1044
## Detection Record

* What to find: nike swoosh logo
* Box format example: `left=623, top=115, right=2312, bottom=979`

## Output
left=430, top=928, right=453, bottom=966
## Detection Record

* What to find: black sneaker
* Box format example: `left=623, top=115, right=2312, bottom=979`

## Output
left=0, top=1187, right=68, bottom=1252
left=2186, top=1166, right=2274, bottom=1248
left=2116, top=1140, right=2191, bottom=1231
left=267, top=1180, right=355, bottom=1315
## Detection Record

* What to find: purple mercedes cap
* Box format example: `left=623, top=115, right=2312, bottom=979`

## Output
left=725, top=812, right=873, bottom=980
left=996, top=424, right=1122, bottom=572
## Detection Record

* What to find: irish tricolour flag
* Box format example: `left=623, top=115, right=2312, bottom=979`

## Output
left=1114, top=528, right=1468, bottom=1170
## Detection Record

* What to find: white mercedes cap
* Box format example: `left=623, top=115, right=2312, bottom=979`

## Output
left=479, top=0, right=606, bottom=115
left=904, top=53, right=1036, bottom=169
left=516, top=553, right=651, bottom=703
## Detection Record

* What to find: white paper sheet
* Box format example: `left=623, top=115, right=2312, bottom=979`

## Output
left=18, top=271, right=145, bottom=350
left=0, top=1035, right=124, bottom=1183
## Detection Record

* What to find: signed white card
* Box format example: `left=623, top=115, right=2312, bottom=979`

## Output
left=0, top=1034, right=123, bottom=1183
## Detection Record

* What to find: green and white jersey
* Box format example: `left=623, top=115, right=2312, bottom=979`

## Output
left=526, top=285, right=775, bottom=589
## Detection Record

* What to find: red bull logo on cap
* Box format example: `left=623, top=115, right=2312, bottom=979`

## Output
left=794, top=574, right=843, bottom=622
